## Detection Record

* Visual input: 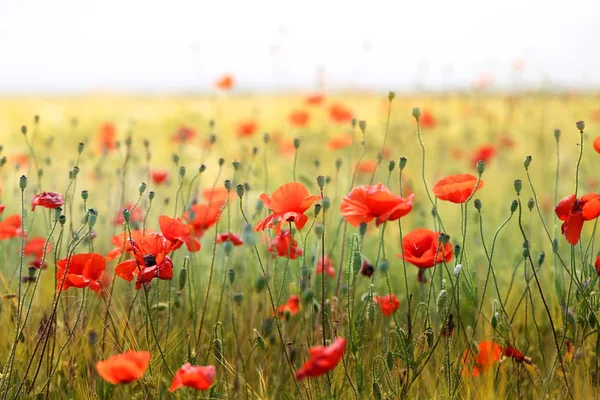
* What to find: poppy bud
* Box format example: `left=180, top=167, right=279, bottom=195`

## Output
left=59, top=215, right=66, bottom=225
left=54, top=207, right=62, bottom=221
left=21, top=125, right=27, bottom=135
left=322, top=196, right=331, bottom=210
left=424, top=327, right=434, bottom=347
left=81, top=190, right=88, bottom=200
left=218, top=158, right=225, bottom=167
left=399, top=157, right=407, bottom=170
left=510, top=200, right=518, bottom=214
left=228, top=268, right=235, bottom=284
left=454, top=264, right=462, bottom=277
left=353, top=251, right=362, bottom=275
left=179, top=267, right=187, bottom=290
left=148, top=191, right=155, bottom=200
left=233, top=292, right=243, bottom=305
left=527, top=198, right=535, bottom=211
left=554, top=129, right=561, bottom=140
left=335, top=158, right=342, bottom=170
left=223, top=240, right=234, bottom=255
left=378, top=259, right=390, bottom=273
left=18, top=175, right=28, bottom=190
left=576, top=120, right=585, bottom=132
left=138, top=182, right=147, bottom=194
left=293, top=138, right=301, bottom=150
left=77, top=142, right=84, bottom=154
left=359, top=222, right=367, bottom=238
left=317, top=175, right=325, bottom=189
left=232, top=160, right=241, bottom=171
left=454, top=245, right=461, bottom=258
left=386, top=351, right=394, bottom=371
left=376, top=153, right=384, bottom=163
left=236, top=184, right=244, bottom=198
left=358, top=120, right=367, bottom=133
left=388, top=160, right=395, bottom=172
left=224, top=180, right=232, bottom=192
left=122, top=209, right=131, bottom=223
left=87, top=209, right=98, bottom=227
left=373, top=382, right=382, bottom=400
left=537, top=252, right=545, bottom=267
left=522, top=246, right=529, bottom=258
left=513, top=180, right=523, bottom=195
left=303, top=288, right=314, bottom=303
left=213, top=339, right=223, bottom=363
left=199, top=164, right=206, bottom=173
left=524, top=155, right=532, bottom=170
left=254, top=275, right=266, bottom=293
left=474, top=199, right=482, bottom=211
left=476, top=160, right=485, bottom=175
left=491, top=312, right=498, bottom=330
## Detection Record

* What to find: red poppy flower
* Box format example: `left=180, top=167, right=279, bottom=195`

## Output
left=276, top=295, right=301, bottom=318
left=56, top=253, right=106, bottom=292
left=10, top=154, right=30, bottom=169
left=327, top=134, right=353, bottom=150
left=356, top=160, right=377, bottom=174
left=295, top=337, right=346, bottom=380
left=361, top=258, right=374, bottom=278
left=471, top=144, right=496, bottom=167
left=555, top=193, right=600, bottom=245
left=215, top=74, right=235, bottom=90
left=170, top=363, right=216, bottom=392
left=419, top=110, right=437, bottom=129
left=316, top=256, right=335, bottom=278
left=594, top=136, right=600, bottom=154
left=113, top=204, right=144, bottom=226
left=461, top=341, right=502, bottom=377
left=114, top=233, right=174, bottom=289
left=187, top=203, right=222, bottom=237
left=0, top=204, right=5, bottom=214
left=25, top=237, right=52, bottom=269
left=268, top=229, right=303, bottom=259
left=305, top=93, right=325, bottom=106
left=432, top=174, right=484, bottom=203
left=31, top=192, right=64, bottom=211
left=98, top=122, right=117, bottom=153
left=254, top=182, right=319, bottom=231
left=172, top=125, right=196, bottom=143
left=278, top=138, right=297, bottom=156
left=159, top=215, right=201, bottom=252
left=0, top=215, right=23, bottom=240
left=106, top=230, right=146, bottom=261
left=329, top=103, right=353, bottom=124
left=236, top=120, right=258, bottom=138
left=202, top=187, right=234, bottom=206
left=374, top=294, right=400, bottom=316
left=216, top=232, right=244, bottom=246
left=595, top=255, right=600, bottom=276
left=340, top=184, right=414, bottom=227
left=398, top=228, right=453, bottom=269
left=289, top=110, right=310, bottom=127
left=151, top=170, right=169, bottom=185
left=502, top=346, right=525, bottom=363
left=96, top=351, right=150, bottom=384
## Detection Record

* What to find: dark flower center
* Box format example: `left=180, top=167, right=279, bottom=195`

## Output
left=143, top=254, right=157, bottom=267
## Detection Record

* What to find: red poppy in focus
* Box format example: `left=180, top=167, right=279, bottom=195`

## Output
left=0, top=215, right=23, bottom=240
left=329, top=103, right=353, bottom=124
left=340, top=184, right=414, bottom=227
left=172, top=125, right=196, bottom=143
left=114, top=233, right=174, bottom=290
left=461, top=341, right=502, bottom=377
left=113, top=204, right=144, bottom=226
left=555, top=193, right=600, bottom=245
left=276, top=295, right=301, bottom=318
left=419, top=110, right=437, bottom=129
left=356, top=160, right=377, bottom=174
left=502, top=346, right=526, bottom=363
left=216, top=232, right=244, bottom=246
left=295, top=337, right=346, bottom=380
left=98, top=122, right=117, bottom=153
left=374, top=294, right=400, bottom=316
left=398, top=228, right=453, bottom=268
left=327, top=134, right=353, bottom=150
left=151, top=170, right=169, bottom=185
left=170, top=363, right=216, bottom=392
left=471, top=144, right=496, bottom=167
left=268, top=228, right=303, bottom=259
left=159, top=215, right=201, bottom=252
left=254, top=182, right=319, bottom=231
left=215, top=74, right=234, bottom=90
left=56, top=253, right=106, bottom=292
left=32, top=192, right=64, bottom=211
left=305, top=93, right=325, bottom=106
left=316, top=256, right=335, bottom=278
left=593, top=136, right=600, bottom=154
left=106, top=230, right=146, bottom=261
left=236, top=120, right=258, bottom=138
left=25, top=237, right=52, bottom=269
left=96, top=351, right=150, bottom=384
left=289, top=110, right=310, bottom=127
left=187, top=203, right=223, bottom=237
left=432, top=174, right=484, bottom=203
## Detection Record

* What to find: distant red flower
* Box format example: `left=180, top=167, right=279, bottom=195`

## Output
left=203, top=187, right=234, bottom=206
left=433, top=174, right=484, bottom=203
left=216, top=232, right=243, bottom=246
left=10, top=154, right=30, bottom=169
left=114, top=233, right=174, bottom=290
left=172, top=125, right=196, bottom=143
left=31, top=192, right=64, bottom=211
left=98, top=122, right=117, bottom=153
left=327, top=134, right=353, bottom=150
left=236, top=120, right=258, bottom=138
left=356, top=160, right=377, bottom=174
left=498, top=135, right=515, bottom=149
left=0, top=215, right=23, bottom=240
left=96, top=351, right=150, bottom=384
left=461, top=341, right=502, bottom=377
left=450, top=148, right=464, bottom=160
left=170, top=363, right=216, bottom=392
left=151, top=170, right=169, bottom=185
left=113, top=204, right=144, bottom=226
left=305, top=93, right=325, bottom=106
left=187, top=203, right=222, bottom=237
left=278, top=138, right=297, bottom=156
left=106, top=230, right=146, bottom=261
left=56, top=253, right=106, bottom=292
left=555, top=193, right=600, bottom=245
left=316, top=256, right=335, bottom=278
left=25, top=237, right=52, bottom=269
left=276, top=295, right=301, bottom=318
left=295, top=337, right=346, bottom=380
left=594, top=136, right=600, bottom=154
left=268, top=228, right=303, bottom=259
left=419, top=110, right=437, bottom=129
left=374, top=294, right=400, bottom=316
left=289, top=110, right=310, bottom=127
left=340, top=184, right=414, bottom=227
left=329, top=103, right=353, bottom=124
left=472, top=144, right=496, bottom=167
left=502, top=346, right=525, bottom=363
left=254, top=182, right=319, bottom=231
left=215, top=74, right=234, bottom=90
left=159, top=215, right=201, bottom=252
left=398, top=228, right=453, bottom=269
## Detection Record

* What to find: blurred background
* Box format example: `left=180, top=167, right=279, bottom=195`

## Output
left=1, top=0, right=599, bottom=94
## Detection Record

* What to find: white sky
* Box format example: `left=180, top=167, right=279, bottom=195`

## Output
left=0, top=0, right=599, bottom=93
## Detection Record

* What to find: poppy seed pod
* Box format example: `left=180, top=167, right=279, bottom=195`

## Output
left=199, top=164, right=206, bottom=173
left=81, top=190, right=88, bottom=200
left=59, top=215, right=66, bottom=225
left=122, top=209, right=131, bottom=223
left=263, top=133, right=270, bottom=143
left=179, top=166, right=186, bottom=178
left=148, top=191, right=155, bottom=200
left=209, top=133, right=217, bottom=144
left=388, top=160, right=395, bottom=172
left=77, top=142, right=84, bottom=154
left=335, top=158, right=342, bottom=170
left=87, top=209, right=98, bottom=227
left=218, top=158, right=225, bottom=167
left=510, top=200, right=518, bottom=213
left=223, top=240, right=234, bottom=255
left=138, top=182, right=147, bottom=194
left=224, top=180, right=232, bottom=192
left=172, top=154, right=180, bottom=164
left=576, top=120, right=585, bottom=132
left=228, top=269, right=235, bottom=284
left=236, top=184, right=244, bottom=198
left=254, top=275, right=266, bottom=293
left=537, top=252, right=545, bottom=266
left=358, top=120, right=367, bottom=133
left=399, top=157, right=407, bottom=170
left=293, top=138, right=301, bottom=149
left=317, top=175, right=325, bottom=189
left=524, top=155, right=532, bottom=169
left=54, top=207, right=62, bottom=221
left=322, top=197, right=331, bottom=210
left=476, top=160, right=485, bottom=175
left=527, top=198, right=535, bottom=211
left=514, top=179, right=522, bottom=194
left=21, top=125, right=27, bottom=135
left=378, top=259, right=390, bottom=273
left=0, top=156, right=6, bottom=167
left=19, top=175, right=27, bottom=189
left=232, top=160, right=241, bottom=171
left=71, top=166, right=79, bottom=178
left=412, top=107, right=421, bottom=120
left=474, top=199, right=482, bottom=211
left=351, top=118, right=357, bottom=128
left=313, top=203, right=322, bottom=218
left=388, top=91, right=396, bottom=101
left=233, top=292, right=243, bottom=305
left=554, top=129, right=561, bottom=140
